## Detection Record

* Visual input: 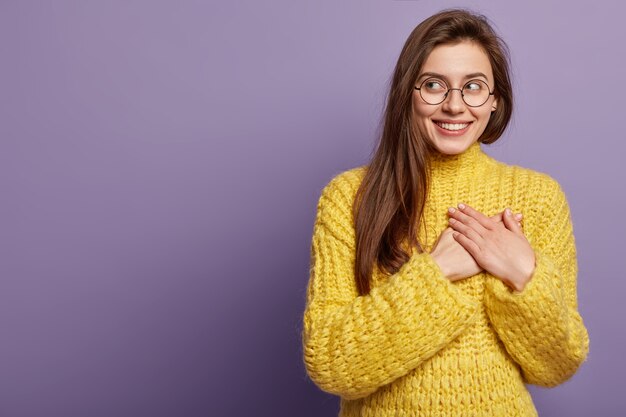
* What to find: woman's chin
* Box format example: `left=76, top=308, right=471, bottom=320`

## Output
left=430, top=138, right=475, bottom=155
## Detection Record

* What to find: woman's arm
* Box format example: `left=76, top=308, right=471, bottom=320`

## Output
left=302, top=173, right=480, bottom=400
left=483, top=178, right=590, bottom=387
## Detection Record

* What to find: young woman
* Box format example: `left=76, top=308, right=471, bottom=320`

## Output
left=302, top=8, right=589, bottom=417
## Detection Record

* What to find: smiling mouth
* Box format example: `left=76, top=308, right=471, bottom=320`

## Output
left=434, top=121, right=472, bottom=131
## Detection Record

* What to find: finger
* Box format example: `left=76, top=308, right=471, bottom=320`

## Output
left=502, top=208, right=523, bottom=235
left=492, top=211, right=522, bottom=225
left=457, top=203, right=496, bottom=230
left=490, top=212, right=504, bottom=223
left=448, top=216, right=485, bottom=244
left=494, top=211, right=522, bottom=219
left=452, top=231, right=481, bottom=258
left=448, top=207, right=489, bottom=238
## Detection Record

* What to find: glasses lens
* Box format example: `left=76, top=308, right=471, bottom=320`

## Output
left=419, top=78, right=447, bottom=105
left=462, top=80, right=490, bottom=107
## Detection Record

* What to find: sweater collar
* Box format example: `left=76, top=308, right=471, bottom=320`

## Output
left=428, top=141, right=487, bottom=178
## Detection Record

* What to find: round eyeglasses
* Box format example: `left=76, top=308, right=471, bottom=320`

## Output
left=414, top=78, right=495, bottom=107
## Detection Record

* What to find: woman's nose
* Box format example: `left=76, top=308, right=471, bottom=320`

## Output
left=441, top=89, right=466, bottom=113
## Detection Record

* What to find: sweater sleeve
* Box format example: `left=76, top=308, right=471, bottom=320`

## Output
left=302, top=173, right=481, bottom=400
left=483, top=178, right=590, bottom=387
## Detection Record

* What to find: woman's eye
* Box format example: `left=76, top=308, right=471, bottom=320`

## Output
left=465, top=82, right=481, bottom=91
left=425, top=80, right=445, bottom=90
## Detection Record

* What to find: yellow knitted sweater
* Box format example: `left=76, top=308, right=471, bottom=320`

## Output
left=302, top=141, right=589, bottom=417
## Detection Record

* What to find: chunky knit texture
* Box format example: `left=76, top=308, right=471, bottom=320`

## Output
left=302, top=141, right=589, bottom=417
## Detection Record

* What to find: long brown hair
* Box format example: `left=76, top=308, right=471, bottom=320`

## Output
left=353, top=8, right=514, bottom=295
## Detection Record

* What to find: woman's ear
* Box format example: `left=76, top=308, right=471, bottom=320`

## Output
left=491, top=97, right=498, bottom=113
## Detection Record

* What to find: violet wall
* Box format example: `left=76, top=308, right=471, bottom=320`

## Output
left=1, top=1, right=623, bottom=416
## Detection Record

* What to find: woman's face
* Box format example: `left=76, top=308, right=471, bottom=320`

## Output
left=412, top=40, right=498, bottom=155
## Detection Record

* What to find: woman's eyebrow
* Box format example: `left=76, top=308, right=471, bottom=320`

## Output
left=417, top=71, right=489, bottom=81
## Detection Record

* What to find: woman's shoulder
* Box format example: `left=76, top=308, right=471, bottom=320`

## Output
left=313, top=166, right=367, bottom=230
left=317, top=165, right=368, bottom=206
left=487, top=156, right=563, bottom=197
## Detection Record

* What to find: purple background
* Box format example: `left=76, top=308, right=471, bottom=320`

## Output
left=1, top=1, right=623, bottom=416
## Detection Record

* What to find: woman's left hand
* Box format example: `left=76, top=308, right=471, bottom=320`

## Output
left=447, top=203, right=536, bottom=292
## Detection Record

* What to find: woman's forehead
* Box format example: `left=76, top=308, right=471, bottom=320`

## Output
left=420, top=41, right=494, bottom=81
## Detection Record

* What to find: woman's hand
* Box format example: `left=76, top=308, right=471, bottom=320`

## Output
left=447, top=203, right=535, bottom=292
left=430, top=210, right=523, bottom=282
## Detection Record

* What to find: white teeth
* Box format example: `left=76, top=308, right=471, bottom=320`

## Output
left=435, top=122, right=469, bottom=131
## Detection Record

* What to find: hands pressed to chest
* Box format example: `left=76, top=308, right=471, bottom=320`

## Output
left=430, top=203, right=536, bottom=292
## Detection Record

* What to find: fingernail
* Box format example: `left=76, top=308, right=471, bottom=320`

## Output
left=505, top=208, right=512, bottom=216
left=458, top=203, right=466, bottom=210
left=515, top=213, right=523, bottom=220
left=448, top=207, right=455, bottom=213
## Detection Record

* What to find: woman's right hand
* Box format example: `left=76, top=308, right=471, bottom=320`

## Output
left=430, top=210, right=522, bottom=282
